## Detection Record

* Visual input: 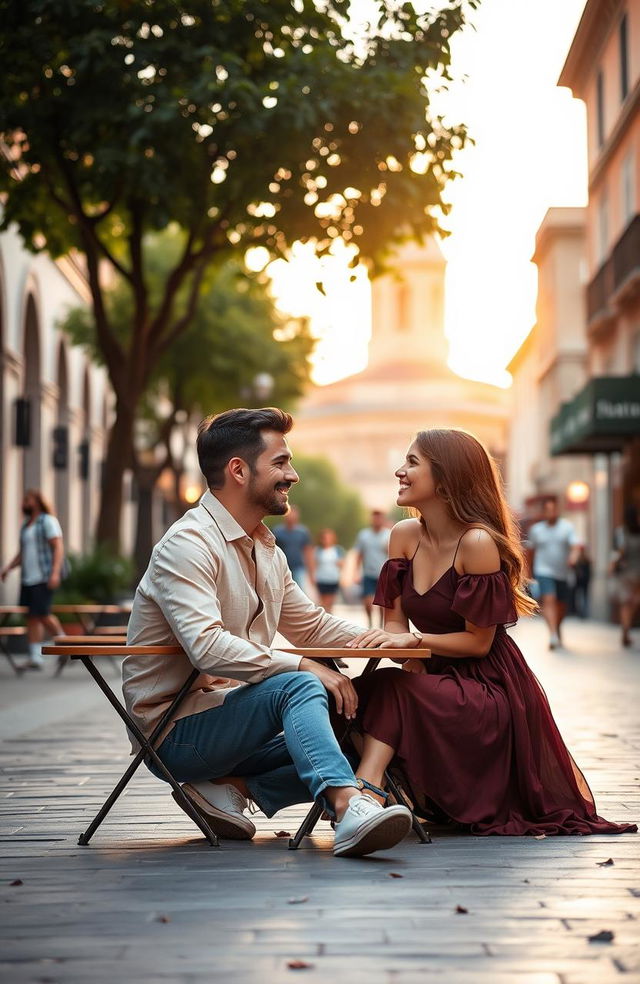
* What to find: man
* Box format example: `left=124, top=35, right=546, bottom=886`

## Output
left=527, top=497, right=581, bottom=650
left=354, top=510, right=391, bottom=627
left=123, top=408, right=411, bottom=858
left=272, top=505, right=313, bottom=590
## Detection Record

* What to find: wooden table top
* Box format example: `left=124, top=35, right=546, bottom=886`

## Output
left=42, top=644, right=430, bottom=659
left=0, top=604, right=130, bottom=614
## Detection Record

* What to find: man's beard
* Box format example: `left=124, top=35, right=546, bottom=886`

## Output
left=248, top=475, right=292, bottom=515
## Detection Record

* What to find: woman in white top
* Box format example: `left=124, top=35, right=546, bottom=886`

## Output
left=313, top=528, right=345, bottom=613
left=0, top=489, right=65, bottom=669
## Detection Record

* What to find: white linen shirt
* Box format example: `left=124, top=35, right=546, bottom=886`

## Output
left=123, top=491, right=361, bottom=748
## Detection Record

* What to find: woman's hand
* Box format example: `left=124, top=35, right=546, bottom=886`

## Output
left=347, top=629, right=418, bottom=650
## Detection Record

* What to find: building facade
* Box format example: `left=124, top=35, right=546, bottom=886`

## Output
left=292, top=240, right=509, bottom=513
left=0, top=224, right=110, bottom=601
left=507, top=208, right=591, bottom=530
left=550, top=0, right=640, bottom=613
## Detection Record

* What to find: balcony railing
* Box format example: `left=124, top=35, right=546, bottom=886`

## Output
left=612, top=213, right=640, bottom=295
left=587, top=213, right=640, bottom=326
left=586, top=259, right=613, bottom=324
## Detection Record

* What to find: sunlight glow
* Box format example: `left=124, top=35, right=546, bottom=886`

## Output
left=268, top=0, right=588, bottom=389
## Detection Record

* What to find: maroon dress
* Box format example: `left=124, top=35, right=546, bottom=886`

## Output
left=357, top=557, right=637, bottom=836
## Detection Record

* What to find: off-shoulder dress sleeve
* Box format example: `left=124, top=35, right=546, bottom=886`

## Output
left=373, top=558, right=409, bottom=608
left=451, top=569, right=517, bottom=627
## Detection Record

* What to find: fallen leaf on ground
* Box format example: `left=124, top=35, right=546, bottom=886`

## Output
left=274, top=830, right=291, bottom=838
left=455, top=905, right=469, bottom=914
left=388, top=872, right=403, bottom=878
left=154, top=914, right=171, bottom=923
left=588, top=929, right=614, bottom=943
left=9, top=879, right=23, bottom=886
left=533, top=834, right=546, bottom=840
left=287, top=960, right=315, bottom=970
left=287, top=896, right=309, bottom=905
left=596, top=858, right=614, bottom=866
left=523, top=879, right=530, bottom=883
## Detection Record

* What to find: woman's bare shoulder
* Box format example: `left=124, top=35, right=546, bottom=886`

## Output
left=459, top=527, right=501, bottom=574
left=389, top=518, right=422, bottom=557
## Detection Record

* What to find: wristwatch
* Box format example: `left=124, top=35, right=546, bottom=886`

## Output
left=410, top=630, right=422, bottom=648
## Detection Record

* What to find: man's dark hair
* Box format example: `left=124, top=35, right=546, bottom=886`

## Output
left=197, top=407, right=293, bottom=490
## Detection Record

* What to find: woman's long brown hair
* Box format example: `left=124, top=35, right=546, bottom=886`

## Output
left=414, top=429, right=537, bottom=617
left=24, top=488, right=54, bottom=516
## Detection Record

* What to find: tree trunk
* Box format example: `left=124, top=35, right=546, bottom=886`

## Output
left=95, top=402, right=136, bottom=552
left=133, top=465, right=160, bottom=580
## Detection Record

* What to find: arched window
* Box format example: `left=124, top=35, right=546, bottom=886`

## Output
left=22, top=293, right=42, bottom=491
left=54, top=341, right=70, bottom=535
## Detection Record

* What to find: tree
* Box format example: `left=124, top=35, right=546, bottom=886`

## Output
left=1, top=0, right=479, bottom=548
left=272, top=453, right=368, bottom=548
left=64, top=231, right=314, bottom=571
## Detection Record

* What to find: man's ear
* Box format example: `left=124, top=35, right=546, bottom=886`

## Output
left=226, top=456, right=249, bottom=486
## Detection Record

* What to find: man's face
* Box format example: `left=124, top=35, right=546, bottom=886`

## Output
left=247, top=431, right=299, bottom=516
left=371, top=511, right=384, bottom=531
left=543, top=500, right=558, bottom=523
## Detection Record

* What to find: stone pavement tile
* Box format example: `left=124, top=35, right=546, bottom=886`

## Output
left=0, top=614, right=638, bottom=983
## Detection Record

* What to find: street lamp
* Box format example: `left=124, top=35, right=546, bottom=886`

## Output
left=566, top=480, right=590, bottom=509
left=252, top=372, right=275, bottom=402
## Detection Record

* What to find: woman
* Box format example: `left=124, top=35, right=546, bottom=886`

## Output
left=347, top=429, right=636, bottom=836
left=313, top=528, right=345, bottom=613
left=610, top=494, right=640, bottom=648
left=0, top=489, right=65, bottom=670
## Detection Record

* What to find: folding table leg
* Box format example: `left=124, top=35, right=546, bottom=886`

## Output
left=76, top=656, right=219, bottom=847
left=384, top=769, right=431, bottom=844
left=288, top=802, right=324, bottom=850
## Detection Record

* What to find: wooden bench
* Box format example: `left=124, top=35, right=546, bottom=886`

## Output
left=0, top=625, right=28, bottom=675
left=42, top=641, right=430, bottom=850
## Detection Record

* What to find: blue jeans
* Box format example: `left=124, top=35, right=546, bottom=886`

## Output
left=149, top=671, right=357, bottom=817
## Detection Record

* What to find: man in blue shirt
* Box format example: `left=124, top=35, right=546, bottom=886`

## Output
left=273, top=505, right=313, bottom=589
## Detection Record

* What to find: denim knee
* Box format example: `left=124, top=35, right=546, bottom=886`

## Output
left=289, top=669, right=328, bottom=699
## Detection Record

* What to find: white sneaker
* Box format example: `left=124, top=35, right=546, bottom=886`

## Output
left=333, top=793, right=412, bottom=858
left=173, top=781, right=256, bottom=840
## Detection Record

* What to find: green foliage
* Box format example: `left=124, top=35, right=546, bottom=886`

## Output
left=1, top=0, right=479, bottom=269
left=57, top=546, right=134, bottom=604
left=266, top=453, right=368, bottom=548
left=63, top=230, right=314, bottom=446
left=0, top=0, right=480, bottom=545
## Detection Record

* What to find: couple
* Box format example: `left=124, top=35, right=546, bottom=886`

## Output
left=123, top=408, right=635, bottom=859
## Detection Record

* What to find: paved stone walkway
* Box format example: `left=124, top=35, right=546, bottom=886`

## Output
left=1, top=613, right=638, bottom=983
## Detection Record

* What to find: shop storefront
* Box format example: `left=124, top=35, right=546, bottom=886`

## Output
left=551, top=375, right=640, bottom=619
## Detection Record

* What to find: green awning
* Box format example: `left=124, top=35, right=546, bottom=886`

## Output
left=550, top=375, right=640, bottom=455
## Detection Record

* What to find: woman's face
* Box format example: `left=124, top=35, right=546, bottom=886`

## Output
left=395, top=441, right=437, bottom=507
left=22, top=493, right=36, bottom=516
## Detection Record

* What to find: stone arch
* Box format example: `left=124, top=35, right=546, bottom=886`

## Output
left=22, top=293, right=42, bottom=491
left=54, top=339, right=70, bottom=535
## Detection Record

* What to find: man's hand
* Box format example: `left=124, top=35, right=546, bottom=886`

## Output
left=48, top=572, right=61, bottom=590
left=299, top=657, right=358, bottom=720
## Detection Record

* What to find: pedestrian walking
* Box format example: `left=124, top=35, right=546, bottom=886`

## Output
left=526, top=497, right=581, bottom=649
left=313, top=528, right=345, bottom=613
left=272, top=504, right=313, bottom=591
left=346, top=428, right=636, bottom=837
left=354, top=510, right=390, bottom=627
left=572, top=545, right=592, bottom=619
left=0, top=489, right=65, bottom=670
left=610, top=491, right=640, bottom=648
